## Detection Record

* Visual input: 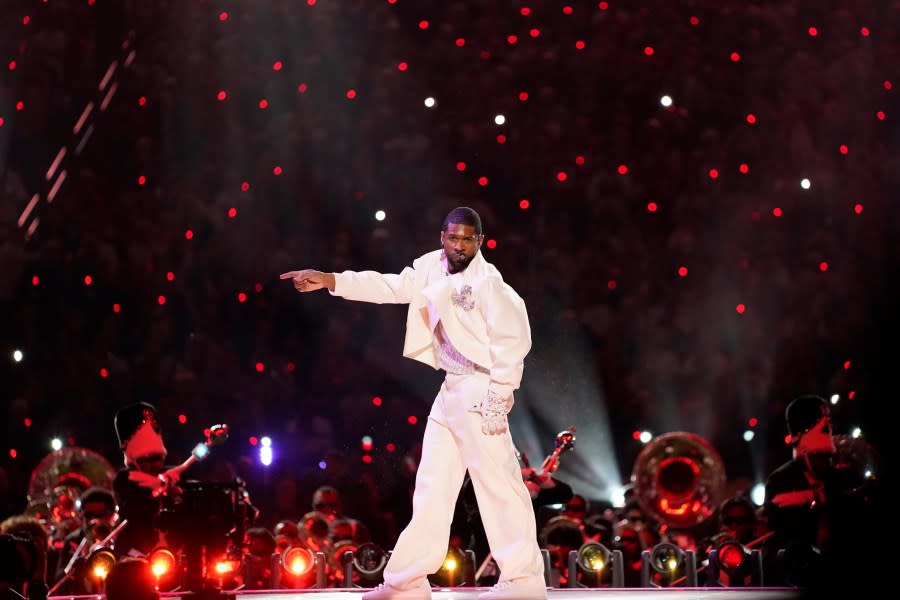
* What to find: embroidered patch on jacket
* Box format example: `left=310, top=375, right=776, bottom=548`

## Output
left=451, top=284, right=475, bottom=311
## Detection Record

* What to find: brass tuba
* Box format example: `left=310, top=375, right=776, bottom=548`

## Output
left=830, top=434, right=880, bottom=496
left=27, top=446, right=117, bottom=546
left=630, top=431, right=725, bottom=529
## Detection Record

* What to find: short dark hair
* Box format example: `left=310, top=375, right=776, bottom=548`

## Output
left=718, top=495, right=756, bottom=525
left=79, top=486, right=117, bottom=512
left=785, top=394, right=829, bottom=440
left=442, top=206, right=482, bottom=235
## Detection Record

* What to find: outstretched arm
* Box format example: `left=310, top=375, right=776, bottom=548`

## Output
left=280, top=269, right=336, bottom=292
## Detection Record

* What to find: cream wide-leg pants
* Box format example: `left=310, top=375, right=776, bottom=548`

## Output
left=382, top=371, right=544, bottom=590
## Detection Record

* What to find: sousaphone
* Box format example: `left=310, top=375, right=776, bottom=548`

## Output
left=630, top=431, right=725, bottom=529
left=28, top=446, right=116, bottom=503
left=27, top=446, right=117, bottom=542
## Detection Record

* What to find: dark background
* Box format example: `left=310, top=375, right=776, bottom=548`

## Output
left=1, top=0, right=896, bottom=531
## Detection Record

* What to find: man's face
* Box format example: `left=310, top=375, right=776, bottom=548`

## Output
left=441, top=223, right=483, bottom=274
left=796, top=415, right=836, bottom=457
left=721, top=509, right=754, bottom=539
left=313, top=491, right=341, bottom=519
left=81, top=500, right=114, bottom=524
left=135, top=453, right=166, bottom=475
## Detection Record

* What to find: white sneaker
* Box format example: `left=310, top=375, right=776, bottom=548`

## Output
left=361, top=579, right=432, bottom=600
left=478, top=576, right=547, bottom=600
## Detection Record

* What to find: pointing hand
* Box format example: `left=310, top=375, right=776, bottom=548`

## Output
left=280, top=269, right=333, bottom=292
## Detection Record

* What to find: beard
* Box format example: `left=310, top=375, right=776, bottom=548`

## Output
left=446, top=251, right=473, bottom=273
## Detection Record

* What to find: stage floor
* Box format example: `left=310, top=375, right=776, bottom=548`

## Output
left=49, top=587, right=804, bottom=600
left=205, top=589, right=803, bottom=600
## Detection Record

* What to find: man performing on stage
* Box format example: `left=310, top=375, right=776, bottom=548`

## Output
left=281, top=207, right=547, bottom=600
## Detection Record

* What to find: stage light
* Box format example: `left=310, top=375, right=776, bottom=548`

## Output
left=342, top=542, right=389, bottom=586
left=275, top=545, right=326, bottom=589
left=566, top=542, right=624, bottom=588
left=708, top=540, right=763, bottom=586
left=149, top=547, right=176, bottom=578
left=284, top=546, right=314, bottom=576
left=86, top=546, right=117, bottom=583
left=212, top=553, right=242, bottom=590
left=750, top=483, right=765, bottom=506
left=51, top=437, right=63, bottom=451
left=144, top=546, right=181, bottom=593
left=640, top=542, right=697, bottom=587
left=260, top=436, right=273, bottom=466
left=214, top=557, right=240, bottom=574
left=12, top=349, right=23, bottom=362
left=428, top=545, right=474, bottom=587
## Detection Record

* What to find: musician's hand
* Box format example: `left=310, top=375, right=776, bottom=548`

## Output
left=522, top=466, right=554, bottom=488
left=128, top=470, right=164, bottom=491
left=280, top=269, right=335, bottom=292
left=160, top=467, right=181, bottom=488
left=771, top=489, right=820, bottom=507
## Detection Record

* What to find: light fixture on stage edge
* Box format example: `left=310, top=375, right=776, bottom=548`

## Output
left=427, top=545, right=476, bottom=587
left=708, top=540, right=763, bottom=586
left=274, top=545, right=326, bottom=589
left=342, top=542, right=389, bottom=587
left=640, top=541, right=697, bottom=587
left=567, top=541, right=625, bottom=587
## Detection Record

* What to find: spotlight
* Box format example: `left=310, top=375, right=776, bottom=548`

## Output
left=428, top=546, right=475, bottom=587
left=149, top=547, right=176, bottom=577
left=274, top=545, right=326, bottom=589
left=149, top=547, right=178, bottom=590
left=343, top=542, right=389, bottom=587
left=566, top=542, right=625, bottom=588
left=708, top=540, right=763, bottom=587
left=640, top=542, right=697, bottom=587
left=86, top=545, right=117, bottom=585
left=211, top=552, right=242, bottom=589
left=285, top=546, right=315, bottom=575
